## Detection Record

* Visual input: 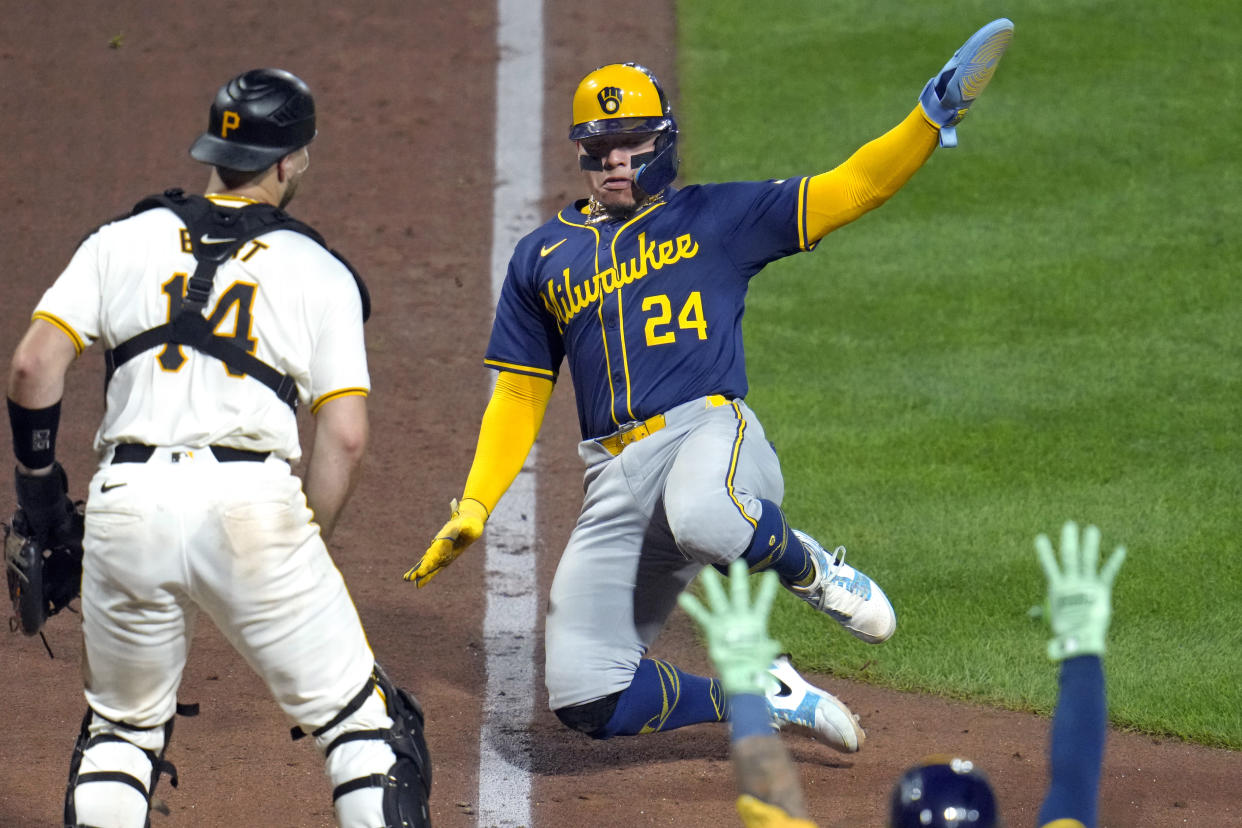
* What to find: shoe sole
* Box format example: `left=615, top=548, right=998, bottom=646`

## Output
left=955, top=20, right=1014, bottom=102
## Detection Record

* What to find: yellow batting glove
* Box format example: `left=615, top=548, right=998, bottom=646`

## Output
left=403, top=497, right=489, bottom=587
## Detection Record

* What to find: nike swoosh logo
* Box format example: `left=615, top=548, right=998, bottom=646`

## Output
left=200, top=234, right=237, bottom=245
left=540, top=239, right=567, bottom=257
left=101, top=482, right=128, bottom=493
left=774, top=678, right=793, bottom=698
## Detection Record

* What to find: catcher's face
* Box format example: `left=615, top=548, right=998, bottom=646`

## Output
left=578, top=132, right=658, bottom=210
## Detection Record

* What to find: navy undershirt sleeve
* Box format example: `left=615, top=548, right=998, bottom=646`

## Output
left=1037, top=654, right=1106, bottom=828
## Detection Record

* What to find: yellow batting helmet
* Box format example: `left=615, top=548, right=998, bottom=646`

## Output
left=569, top=62, right=679, bottom=193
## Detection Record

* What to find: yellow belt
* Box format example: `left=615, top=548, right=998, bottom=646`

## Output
left=597, top=395, right=729, bottom=456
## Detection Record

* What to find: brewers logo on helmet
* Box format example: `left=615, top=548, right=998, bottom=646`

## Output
left=569, top=62, right=679, bottom=194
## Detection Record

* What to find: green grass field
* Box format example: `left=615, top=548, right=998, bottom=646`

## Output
left=677, top=0, right=1242, bottom=749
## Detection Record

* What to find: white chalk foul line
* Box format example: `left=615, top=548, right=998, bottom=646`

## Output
left=478, top=0, right=542, bottom=826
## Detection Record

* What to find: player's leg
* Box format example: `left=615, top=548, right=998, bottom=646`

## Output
left=657, top=402, right=867, bottom=751
left=665, top=400, right=896, bottom=644
left=201, top=465, right=429, bottom=827
left=547, top=440, right=726, bottom=739
left=68, top=468, right=194, bottom=827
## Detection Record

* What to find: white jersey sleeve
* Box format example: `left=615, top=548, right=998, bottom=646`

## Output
left=33, top=198, right=370, bottom=462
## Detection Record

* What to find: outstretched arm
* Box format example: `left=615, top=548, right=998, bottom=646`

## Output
left=805, top=18, right=1013, bottom=243
left=403, top=370, right=553, bottom=586
left=461, top=370, right=553, bottom=513
left=1039, top=655, right=1107, bottom=827
left=804, top=107, right=938, bottom=241
left=1035, top=522, right=1127, bottom=828
left=679, top=561, right=818, bottom=827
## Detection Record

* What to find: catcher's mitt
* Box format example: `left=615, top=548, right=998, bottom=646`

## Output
left=4, top=504, right=84, bottom=637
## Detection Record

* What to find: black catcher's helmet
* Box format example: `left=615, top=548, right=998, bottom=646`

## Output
left=189, top=68, right=316, bottom=172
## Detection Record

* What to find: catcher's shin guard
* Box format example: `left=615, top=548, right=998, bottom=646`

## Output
left=64, top=708, right=186, bottom=828
left=298, top=664, right=432, bottom=828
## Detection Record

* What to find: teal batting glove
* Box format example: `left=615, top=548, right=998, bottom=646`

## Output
left=1036, top=521, right=1127, bottom=661
left=919, top=18, right=1014, bottom=147
left=678, top=560, right=782, bottom=697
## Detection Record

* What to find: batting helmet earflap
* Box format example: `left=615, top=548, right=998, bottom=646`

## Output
left=889, top=756, right=998, bottom=828
left=569, top=62, right=679, bottom=194
left=189, top=68, right=316, bottom=172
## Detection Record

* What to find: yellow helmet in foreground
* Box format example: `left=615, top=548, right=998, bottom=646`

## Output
left=569, top=62, right=679, bottom=193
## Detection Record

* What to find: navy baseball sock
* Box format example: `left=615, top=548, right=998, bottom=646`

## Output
left=734, top=499, right=815, bottom=586
left=598, top=658, right=726, bottom=737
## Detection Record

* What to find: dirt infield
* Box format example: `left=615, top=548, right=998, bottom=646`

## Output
left=1, top=2, right=1238, bottom=827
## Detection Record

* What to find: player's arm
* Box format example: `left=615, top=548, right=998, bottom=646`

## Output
left=7, top=318, right=82, bottom=553
left=804, top=107, right=938, bottom=241
left=1034, top=522, right=1127, bottom=828
left=303, top=394, right=368, bottom=543
left=804, top=18, right=1013, bottom=243
left=1037, top=655, right=1105, bottom=828
left=403, top=370, right=553, bottom=586
left=8, top=319, right=78, bottom=474
left=679, top=561, right=818, bottom=827
left=732, top=714, right=817, bottom=827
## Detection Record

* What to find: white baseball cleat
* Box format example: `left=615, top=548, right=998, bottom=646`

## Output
left=764, top=655, right=865, bottom=753
left=787, top=529, right=897, bottom=644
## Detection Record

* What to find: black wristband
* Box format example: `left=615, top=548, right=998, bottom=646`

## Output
left=8, top=397, right=61, bottom=470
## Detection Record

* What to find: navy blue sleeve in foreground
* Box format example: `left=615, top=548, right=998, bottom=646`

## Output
left=1037, top=655, right=1106, bottom=828
left=728, top=692, right=775, bottom=742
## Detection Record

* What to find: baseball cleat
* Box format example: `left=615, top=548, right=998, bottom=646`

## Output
left=939, top=18, right=1014, bottom=107
left=786, top=530, right=897, bottom=644
left=764, top=655, right=865, bottom=753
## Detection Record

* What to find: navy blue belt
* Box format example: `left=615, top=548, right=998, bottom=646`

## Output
left=112, top=444, right=269, bottom=464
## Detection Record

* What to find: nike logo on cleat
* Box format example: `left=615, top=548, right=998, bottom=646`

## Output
left=773, top=678, right=794, bottom=698
left=101, top=482, right=128, bottom=493
left=200, top=234, right=237, bottom=245
left=540, top=239, right=567, bottom=257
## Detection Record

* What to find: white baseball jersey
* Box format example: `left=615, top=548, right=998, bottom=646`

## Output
left=34, top=194, right=369, bottom=461
left=49, top=193, right=395, bottom=827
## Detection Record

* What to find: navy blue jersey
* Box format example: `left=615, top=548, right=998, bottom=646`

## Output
left=486, top=179, right=818, bottom=439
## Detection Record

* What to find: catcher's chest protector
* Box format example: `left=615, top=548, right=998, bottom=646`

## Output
left=103, top=189, right=370, bottom=410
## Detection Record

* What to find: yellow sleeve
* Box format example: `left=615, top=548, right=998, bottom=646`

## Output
left=735, top=795, right=820, bottom=828
left=460, top=370, right=554, bottom=514
left=804, top=105, right=939, bottom=243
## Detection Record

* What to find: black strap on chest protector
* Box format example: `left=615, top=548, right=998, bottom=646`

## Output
left=103, top=188, right=370, bottom=411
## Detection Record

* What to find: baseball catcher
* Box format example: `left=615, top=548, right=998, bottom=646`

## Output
left=4, top=457, right=84, bottom=646
left=8, top=68, right=429, bottom=827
